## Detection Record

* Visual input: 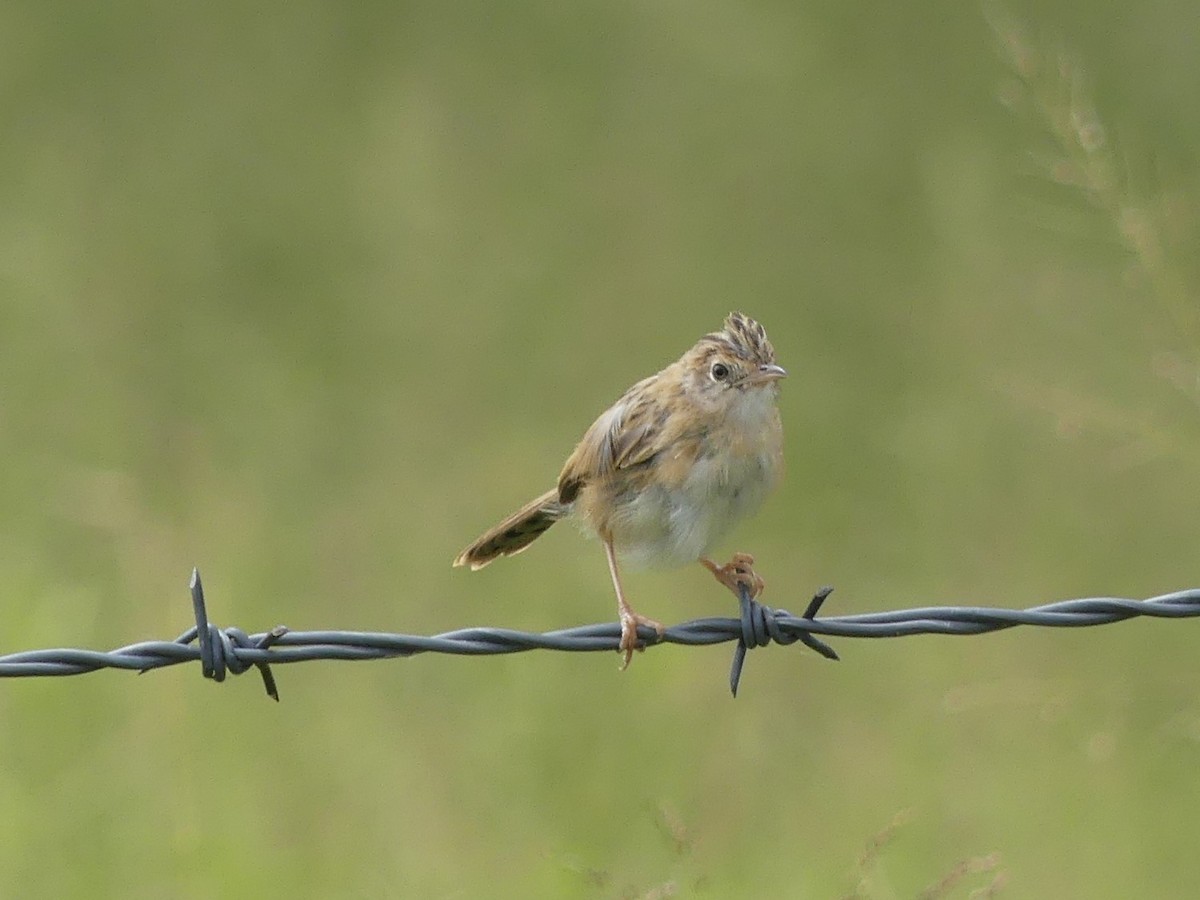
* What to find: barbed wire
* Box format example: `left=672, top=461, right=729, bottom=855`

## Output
left=3, top=569, right=1198, bottom=699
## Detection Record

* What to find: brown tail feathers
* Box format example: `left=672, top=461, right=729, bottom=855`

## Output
left=453, top=489, right=568, bottom=570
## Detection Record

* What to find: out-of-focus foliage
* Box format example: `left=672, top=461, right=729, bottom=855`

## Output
left=1, top=1, right=1199, bottom=896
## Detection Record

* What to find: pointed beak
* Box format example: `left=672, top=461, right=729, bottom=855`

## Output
left=749, top=363, right=787, bottom=384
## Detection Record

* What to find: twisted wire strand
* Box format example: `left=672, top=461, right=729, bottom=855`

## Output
left=3, top=570, right=1198, bottom=699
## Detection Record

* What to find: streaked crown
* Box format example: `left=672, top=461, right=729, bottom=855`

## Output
left=697, top=312, right=776, bottom=367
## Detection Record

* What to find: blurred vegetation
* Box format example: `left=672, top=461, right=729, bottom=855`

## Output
left=1, top=0, right=1199, bottom=896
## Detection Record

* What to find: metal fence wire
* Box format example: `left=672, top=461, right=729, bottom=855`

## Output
left=2, top=569, right=1198, bottom=698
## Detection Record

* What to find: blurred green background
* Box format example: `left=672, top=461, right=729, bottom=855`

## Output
left=2, top=0, right=1199, bottom=896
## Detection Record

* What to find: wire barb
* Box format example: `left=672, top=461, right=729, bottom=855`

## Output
left=729, top=585, right=839, bottom=697
left=3, top=570, right=1200, bottom=701
left=146, top=569, right=286, bottom=700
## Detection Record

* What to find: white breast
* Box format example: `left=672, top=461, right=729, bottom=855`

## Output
left=609, top=390, right=782, bottom=569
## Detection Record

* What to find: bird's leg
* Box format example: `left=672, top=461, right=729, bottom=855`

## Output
left=603, top=536, right=664, bottom=670
left=700, top=552, right=765, bottom=600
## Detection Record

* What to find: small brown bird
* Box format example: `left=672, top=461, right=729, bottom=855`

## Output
left=454, top=312, right=786, bottom=667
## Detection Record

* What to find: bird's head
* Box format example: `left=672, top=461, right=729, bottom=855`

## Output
left=680, top=312, right=786, bottom=414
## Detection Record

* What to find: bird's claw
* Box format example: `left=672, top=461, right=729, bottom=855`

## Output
left=702, top=552, right=766, bottom=600
left=618, top=610, right=665, bottom=670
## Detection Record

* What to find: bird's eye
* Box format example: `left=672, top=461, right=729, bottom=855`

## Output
left=710, top=362, right=730, bottom=381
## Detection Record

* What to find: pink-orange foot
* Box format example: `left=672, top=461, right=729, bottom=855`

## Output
left=618, top=608, right=665, bottom=670
left=700, top=552, right=765, bottom=600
